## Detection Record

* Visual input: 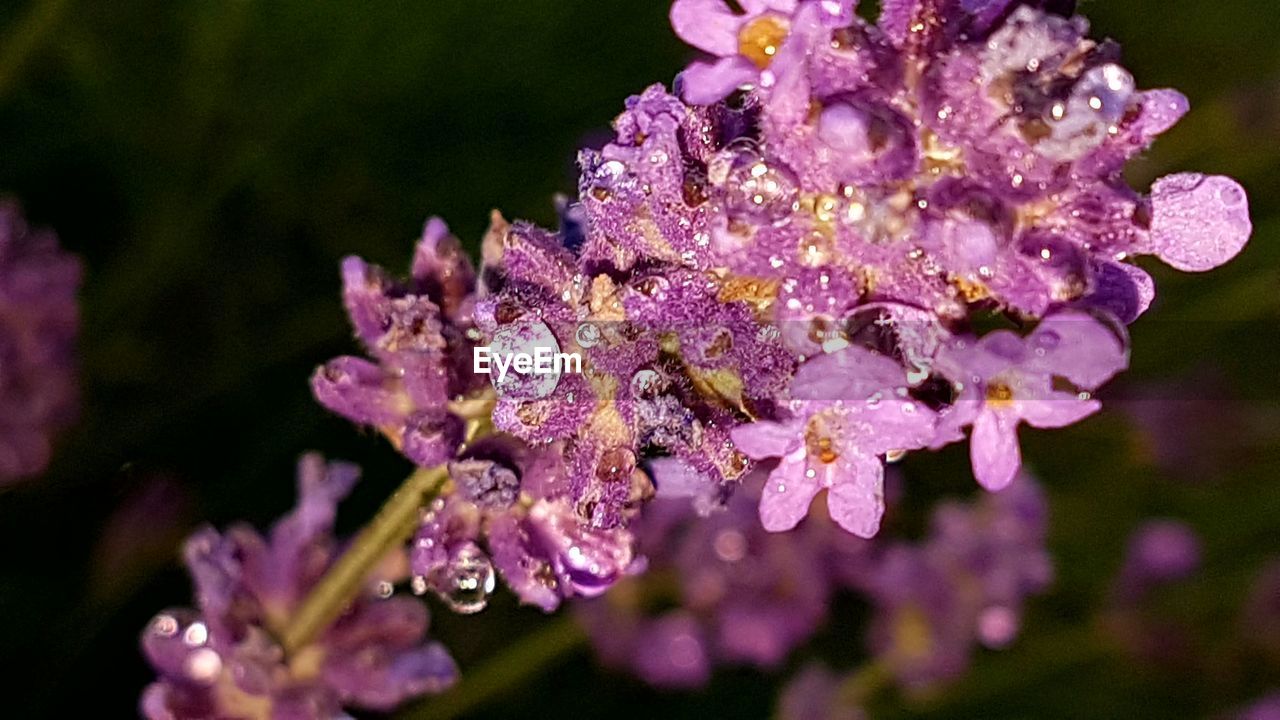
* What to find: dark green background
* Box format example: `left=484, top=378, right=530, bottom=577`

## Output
left=0, top=1, right=1277, bottom=717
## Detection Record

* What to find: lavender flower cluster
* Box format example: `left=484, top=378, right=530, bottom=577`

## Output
left=140, top=0, right=1254, bottom=716
left=313, top=0, right=1249, bottom=608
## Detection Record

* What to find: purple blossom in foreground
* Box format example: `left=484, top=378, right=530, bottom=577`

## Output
left=935, top=311, right=1127, bottom=490
left=731, top=345, right=936, bottom=536
left=0, top=201, right=81, bottom=483
left=409, top=436, right=640, bottom=613
left=299, top=0, right=1247, bottom=661
left=139, top=455, right=456, bottom=719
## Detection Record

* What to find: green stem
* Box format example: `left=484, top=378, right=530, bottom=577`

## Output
left=398, top=615, right=587, bottom=720
left=280, top=464, right=449, bottom=655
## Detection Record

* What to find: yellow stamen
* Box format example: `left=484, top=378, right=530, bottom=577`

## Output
left=738, top=15, right=789, bottom=69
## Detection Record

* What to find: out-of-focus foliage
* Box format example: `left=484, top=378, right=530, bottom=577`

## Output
left=0, top=1, right=1277, bottom=717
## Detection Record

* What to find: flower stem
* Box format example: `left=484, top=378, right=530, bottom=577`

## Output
left=280, top=464, right=449, bottom=655
left=397, top=615, right=587, bottom=720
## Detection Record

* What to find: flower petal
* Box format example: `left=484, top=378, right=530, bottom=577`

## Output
left=1019, top=391, right=1100, bottom=429
left=1149, top=173, right=1252, bottom=272
left=1027, top=310, right=1128, bottom=390
left=791, top=346, right=907, bottom=401
left=670, top=0, right=742, bottom=56
left=826, top=455, right=886, bottom=538
left=678, top=56, right=761, bottom=105
left=731, top=418, right=804, bottom=459
left=970, top=409, right=1021, bottom=491
left=759, top=450, right=821, bottom=531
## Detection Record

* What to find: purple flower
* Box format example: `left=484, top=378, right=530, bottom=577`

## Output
left=672, top=1, right=854, bottom=104
left=0, top=201, right=81, bottom=483
left=777, top=663, right=867, bottom=720
left=577, top=475, right=835, bottom=687
left=410, top=438, right=640, bottom=613
left=312, top=218, right=478, bottom=469
left=1113, top=520, right=1202, bottom=603
left=866, top=473, right=1052, bottom=688
left=139, top=455, right=457, bottom=719
left=935, top=311, right=1128, bottom=491
left=731, top=345, right=936, bottom=536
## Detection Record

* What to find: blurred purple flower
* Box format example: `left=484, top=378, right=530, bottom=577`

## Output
left=776, top=663, right=867, bottom=720
left=0, top=201, right=81, bottom=483
left=139, top=454, right=456, bottom=719
left=1113, top=520, right=1202, bottom=604
left=865, top=473, right=1052, bottom=688
left=576, top=474, right=834, bottom=687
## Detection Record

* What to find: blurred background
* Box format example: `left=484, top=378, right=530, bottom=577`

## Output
left=0, top=0, right=1278, bottom=717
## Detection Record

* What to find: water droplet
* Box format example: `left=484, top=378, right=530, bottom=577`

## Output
left=436, top=544, right=495, bottom=614
left=375, top=581, right=394, bottom=598
left=183, top=622, right=208, bottom=647
left=184, top=648, right=223, bottom=684
left=630, top=368, right=662, bottom=397
left=150, top=614, right=180, bottom=639
left=596, top=447, right=637, bottom=484
left=575, top=322, right=601, bottom=348
left=411, top=575, right=429, bottom=595
left=712, top=150, right=799, bottom=224
left=1032, top=329, right=1060, bottom=354
left=632, top=275, right=671, bottom=299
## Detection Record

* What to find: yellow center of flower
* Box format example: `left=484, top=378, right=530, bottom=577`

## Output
left=805, top=418, right=840, bottom=464
left=986, top=381, right=1015, bottom=406
left=892, top=605, right=934, bottom=661
left=738, top=15, right=789, bottom=69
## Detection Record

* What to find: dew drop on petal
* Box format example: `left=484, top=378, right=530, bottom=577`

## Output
left=630, top=368, right=662, bottom=397
left=575, top=322, right=601, bottom=348
left=183, top=648, right=223, bottom=684
left=435, top=544, right=496, bottom=614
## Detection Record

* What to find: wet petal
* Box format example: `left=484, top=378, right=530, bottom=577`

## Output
left=826, top=455, right=886, bottom=538
left=970, top=409, right=1021, bottom=491
left=791, top=346, right=907, bottom=401
left=1149, top=173, right=1251, bottom=272
left=759, top=450, right=821, bottom=531
left=1027, top=310, right=1128, bottom=389
left=679, top=56, right=761, bottom=105
left=1019, top=391, right=1100, bottom=429
left=670, top=0, right=742, bottom=56
left=731, top=418, right=804, bottom=459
